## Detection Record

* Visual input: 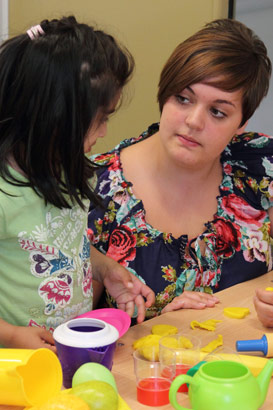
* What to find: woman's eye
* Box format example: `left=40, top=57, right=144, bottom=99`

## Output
left=175, top=95, right=190, bottom=104
left=211, top=107, right=226, bottom=119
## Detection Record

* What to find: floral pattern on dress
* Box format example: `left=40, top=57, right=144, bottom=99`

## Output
left=19, top=225, right=91, bottom=316
left=88, top=124, right=273, bottom=319
left=107, top=225, right=137, bottom=267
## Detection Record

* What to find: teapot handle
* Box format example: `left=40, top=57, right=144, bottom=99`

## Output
left=169, top=374, right=196, bottom=410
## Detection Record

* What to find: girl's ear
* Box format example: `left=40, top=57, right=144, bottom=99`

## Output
left=236, top=120, right=248, bottom=135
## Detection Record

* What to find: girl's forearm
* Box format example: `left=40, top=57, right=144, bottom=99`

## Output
left=0, top=318, right=15, bottom=346
left=90, top=245, right=109, bottom=282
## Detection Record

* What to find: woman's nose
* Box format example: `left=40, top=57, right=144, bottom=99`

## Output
left=185, top=105, right=204, bottom=130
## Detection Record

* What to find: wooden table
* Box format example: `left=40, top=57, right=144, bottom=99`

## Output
left=113, top=272, right=273, bottom=409
left=1, top=272, right=273, bottom=410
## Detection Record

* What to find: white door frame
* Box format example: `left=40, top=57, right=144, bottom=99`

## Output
left=0, top=0, right=9, bottom=42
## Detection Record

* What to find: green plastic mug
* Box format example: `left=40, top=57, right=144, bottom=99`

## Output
left=169, top=359, right=273, bottom=410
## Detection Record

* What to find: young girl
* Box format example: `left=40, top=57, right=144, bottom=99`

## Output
left=89, top=19, right=273, bottom=320
left=0, top=16, right=154, bottom=350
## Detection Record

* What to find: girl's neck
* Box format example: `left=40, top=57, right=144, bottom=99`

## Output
left=7, top=155, right=26, bottom=177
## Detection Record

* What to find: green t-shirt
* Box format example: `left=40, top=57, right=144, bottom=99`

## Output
left=0, top=170, right=93, bottom=332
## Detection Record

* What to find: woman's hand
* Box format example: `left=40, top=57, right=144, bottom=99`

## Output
left=161, top=290, right=219, bottom=314
left=91, top=246, right=155, bottom=323
left=0, top=319, right=56, bottom=352
left=253, top=288, right=273, bottom=327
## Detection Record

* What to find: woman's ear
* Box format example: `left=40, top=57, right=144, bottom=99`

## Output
left=236, top=120, right=248, bottom=135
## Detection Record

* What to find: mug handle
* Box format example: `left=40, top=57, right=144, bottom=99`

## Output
left=169, top=374, right=195, bottom=410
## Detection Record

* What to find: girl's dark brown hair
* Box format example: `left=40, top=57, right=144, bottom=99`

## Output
left=0, top=16, right=134, bottom=209
left=158, top=19, right=271, bottom=126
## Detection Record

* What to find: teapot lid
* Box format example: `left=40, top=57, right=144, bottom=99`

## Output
left=53, top=317, right=119, bottom=348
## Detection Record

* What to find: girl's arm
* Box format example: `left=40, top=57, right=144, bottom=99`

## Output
left=92, top=279, right=104, bottom=309
left=0, top=318, right=56, bottom=351
left=91, top=245, right=155, bottom=323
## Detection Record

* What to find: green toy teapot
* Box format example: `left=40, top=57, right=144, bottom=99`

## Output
left=169, top=359, right=273, bottom=410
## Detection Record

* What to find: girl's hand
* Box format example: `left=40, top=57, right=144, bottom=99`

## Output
left=0, top=321, right=56, bottom=352
left=161, top=290, right=219, bottom=314
left=253, top=288, right=273, bottom=328
left=91, top=246, right=155, bottom=323
left=103, top=264, right=155, bottom=323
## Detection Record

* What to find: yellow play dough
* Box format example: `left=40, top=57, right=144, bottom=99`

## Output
left=139, top=344, right=160, bottom=361
left=160, top=335, right=193, bottom=349
left=132, top=334, right=162, bottom=350
left=223, top=307, right=250, bottom=319
left=178, top=336, right=194, bottom=348
left=160, top=336, right=178, bottom=349
left=265, top=287, right=273, bottom=291
left=151, top=324, right=178, bottom=336
left=132, top=323, right=201, bottom=362
left=201, top=335, right=223, bottom=353
left=190, top=319, right=222, bottom=331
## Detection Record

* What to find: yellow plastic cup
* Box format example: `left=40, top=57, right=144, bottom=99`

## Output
left=0, top=348, right=62, bottom=406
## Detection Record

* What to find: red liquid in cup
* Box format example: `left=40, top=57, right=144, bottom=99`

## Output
left=175, top=364, right=191, bottom=392
left=137, top=377, right=171, bottom=406
left=162, top=364, right=190, bottom=393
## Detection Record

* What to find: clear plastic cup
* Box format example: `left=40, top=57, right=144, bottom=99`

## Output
left=133, top=346, right=173, bottom=406
left=159, top=333, right=201, bottom=393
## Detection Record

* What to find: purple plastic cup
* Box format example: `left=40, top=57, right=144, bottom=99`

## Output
left=53, top=317, right=119, bottom=388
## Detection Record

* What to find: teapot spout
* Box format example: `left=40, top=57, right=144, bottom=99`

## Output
left=257, top=358, right=273, bottom=406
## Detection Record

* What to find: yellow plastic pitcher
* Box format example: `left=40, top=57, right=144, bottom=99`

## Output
left=0, top=348, right=62, bottom=406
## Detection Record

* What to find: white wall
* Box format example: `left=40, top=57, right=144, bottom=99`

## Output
left=9, top=0, right=229, bottom=153
left=236, top=1, right=273, bottom=135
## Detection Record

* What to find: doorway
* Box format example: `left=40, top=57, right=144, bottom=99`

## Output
left=0, top=0, right=8, bottom=43
left=235, top=0, right=273, bottom=134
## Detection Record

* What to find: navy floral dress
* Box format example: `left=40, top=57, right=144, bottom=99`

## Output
left=88, top=123, right=273, bottom=319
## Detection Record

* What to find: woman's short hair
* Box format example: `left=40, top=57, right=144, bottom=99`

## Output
left=0, top=16, right=134, bottom=208
left=158, top=19, right=272, bottom=126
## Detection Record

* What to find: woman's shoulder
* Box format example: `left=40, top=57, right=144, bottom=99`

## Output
left=90, top=123, right=159, bottom=166
left=89, top=125, right=160, bottom=221
left=223, top=131, right=273, bottom=175
left=221, top=131, right=273, bottom=209
left=89, top=123, right=159, bottom=182
left=225, top=131, right=273, bottom=158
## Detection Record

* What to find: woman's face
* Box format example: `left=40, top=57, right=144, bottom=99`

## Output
left=159, top=82, right=246, bottom=169
left=84, top=93, right=120, bottom=153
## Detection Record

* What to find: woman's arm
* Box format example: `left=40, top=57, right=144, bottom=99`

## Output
left=161, top=291, right=219, bottom=314
left=253, top=207, right=273, bottom=327
left=269, top=207, right=273, bottom=236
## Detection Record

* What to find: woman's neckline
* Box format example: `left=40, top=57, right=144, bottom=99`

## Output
left=116, top=136, right=225, bottom=242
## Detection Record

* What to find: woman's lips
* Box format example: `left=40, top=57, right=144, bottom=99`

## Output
left=177, top=134, right=200, bottom=147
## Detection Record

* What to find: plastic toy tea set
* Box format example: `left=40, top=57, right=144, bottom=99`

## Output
left=0, top=308, right=131, bottom=409
left=169, top=332, right=273, bottom=410
left=1, top=307, right=273, bottom=410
